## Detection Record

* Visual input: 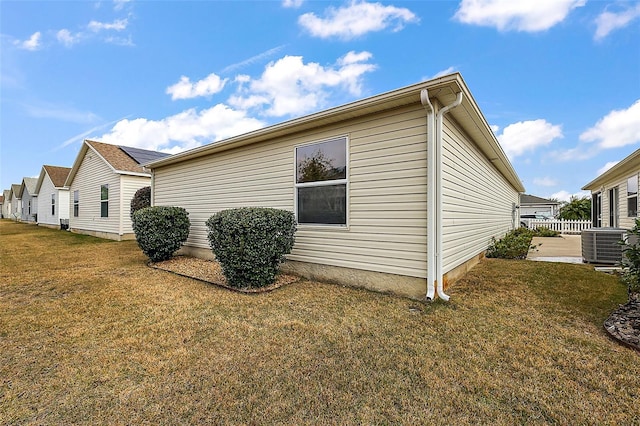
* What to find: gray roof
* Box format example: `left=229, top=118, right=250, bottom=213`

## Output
left=120, top=145, right=170, bottom=166
left=520, top=194, right=559, bottom=205
left=22, top=177, right=38, bottom=195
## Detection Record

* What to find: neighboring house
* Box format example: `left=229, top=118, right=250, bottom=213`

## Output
left=9, top=184, right=21, bottom=220
left=34, top=165, right=72, bottom=228
left=0, top=195, right=4, bottom=218
left=147, top=73, right=525, bottom=300
left=582, top=148, right=640, bottom=229
left=17, top=177, right=38, bottom=222
left=2, top=189, right=10, bottom=218
left=65, top=139, right=169, bottom=241
left=519, top=194, right=560, bottom=217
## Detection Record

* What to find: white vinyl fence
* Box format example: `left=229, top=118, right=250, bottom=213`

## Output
left=528, top=219, right=592, bottom=235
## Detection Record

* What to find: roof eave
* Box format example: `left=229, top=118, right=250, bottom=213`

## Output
left=582, top=148, right=640, bottom=191
left=147, top=73, right=524, bottom=192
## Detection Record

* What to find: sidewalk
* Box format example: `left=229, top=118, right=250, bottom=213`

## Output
left=527, top=235, right=583, bottom=264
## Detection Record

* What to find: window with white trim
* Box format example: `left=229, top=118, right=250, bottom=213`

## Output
left=295, top=137, right=347, bottom=225
left=100, top=184, right=109, bottom=218
left=627, top=175, right=638, bottom=217
left=51, top=193, right=55, bottom=216
left=73, top=190, right=79, bottom=217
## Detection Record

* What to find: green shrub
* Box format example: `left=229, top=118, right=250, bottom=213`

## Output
left=130, top=186, right=151, bottom=220
left=486, top=228, right=535, bottom=259
left=621, top=218, right=640, bottom=295
left=531, top=226, right=560, bottom=237
left=132, top=206, right=190, bottom=262
left=205, top=208, right=296, bottom=289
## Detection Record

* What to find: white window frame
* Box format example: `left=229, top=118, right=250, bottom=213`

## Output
left=627, top=174, right=638, bottom=218
left=100, top=184, right=109, bottom=218
left=51, top=193, right=56, bottom=216
left=73, top=190, right=79, bottom=217
left=294, top=136, right=349, bottom=227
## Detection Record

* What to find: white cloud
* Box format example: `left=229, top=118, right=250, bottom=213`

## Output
left=550, top=190, right=590, bottom=203
left=228, top=51, right=376, bottom=117
left=113, top=0, right=131, bottom=11
left=423, top=66, right=458, bottom=81
left=597, top=161, right=619, bottom=176
left=57, top=29, right=81, bottom=47
left=282, top=0, right=303, bottom=8
left=14, top=32, right=41, bottom=51
left=594, top=3, right=640, bottom=40
left=98, top=104, right=265, bottom=152
left=56, top=115, right=131, bottom=150
left=490, top=124, right=500, bottom=133
left=299, top=1, right=418, bottom=40
left=166, top=73, right=228, bottom=100
left=104, top=35, right=134, bottom=46
left=220, top=45, right=286, bottom=74
left=580, top=100, right=640, bottom=149
left=99, top=50, right=375, bottom=154
left=533, top=177, right=557, bottom=187
left=454, top=0, right=585, bottom=32
left=88, top=18, right=128, bottom=32
left=496, top=119, right=563, bottom=159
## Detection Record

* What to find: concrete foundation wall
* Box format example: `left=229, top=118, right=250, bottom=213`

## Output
left=69, top=228, right=135, bottom=241
left=176, top=244, right=482, bottom=300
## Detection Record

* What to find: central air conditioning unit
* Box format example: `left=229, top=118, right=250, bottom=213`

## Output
left=581, top=228, right=626, bottom=264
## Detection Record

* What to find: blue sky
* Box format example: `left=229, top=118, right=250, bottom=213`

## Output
left=1, top=0, right=639, bottom=202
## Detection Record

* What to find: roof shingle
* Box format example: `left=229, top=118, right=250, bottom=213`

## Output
left=86, top=140, right=146, bottom=173
left=43, top=165, right=72, bottom=188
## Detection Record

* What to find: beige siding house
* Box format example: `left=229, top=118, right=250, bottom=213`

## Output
left=1, top=190, right=9, bottom=218
left=9, top=184, right=21, bottom=220
left=1, top=189, right=10, bottom=218
left=583, top=148, right=640, bottom=230
left=519, top=194, right=560, bottom=217
left=34, top=165, right=72, bottom=228
left=65, top=140, right=169, bottom=241
left=18, top=178, right=38, bottom=222
left=148, top=73, right=524, bottom=300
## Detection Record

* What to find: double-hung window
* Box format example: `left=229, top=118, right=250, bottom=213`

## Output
left=295, top=137, right=347, bottom=225
left=51, top=193, right=55, bottom=216
left=100, top=184, right=109, bottom=218
left=73, top=190, right=79, bottom=217
left=627, top=175, right=638, bottom=217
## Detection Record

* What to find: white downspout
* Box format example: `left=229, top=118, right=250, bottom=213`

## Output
left=435, top=92, right=463, bottom=302
left=420, top=89, right=436, bottom=300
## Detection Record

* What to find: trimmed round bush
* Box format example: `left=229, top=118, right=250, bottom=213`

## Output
left=206, top=207, right=296, bottom=288
left=130, top=186, right=151, bottom=220
left=132, top=206, right=190, bottom=262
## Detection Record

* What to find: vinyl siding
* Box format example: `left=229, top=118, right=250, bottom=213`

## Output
left=441, top=114, right=519, bottom=273
left=68, top=150, right=121, bottom=235
left=120, top=175, right=152, bottom=234
left=21, top=192, right=37, bottom=222
left=154, top=104, right=430, bottom=278
left=36, top=174, right=70, bottom=226
left=598, top=173, right=639, bottom=229
left=59, top=190, right=70, bottom=220
left=11, top=194, right=20, bottom=218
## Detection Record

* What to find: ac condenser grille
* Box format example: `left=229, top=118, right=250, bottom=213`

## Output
left=581, top=228, right=626, bottom=264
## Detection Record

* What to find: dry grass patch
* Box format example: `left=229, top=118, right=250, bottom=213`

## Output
left=1, top=220, right=638, bottom=425
left=152, top=256, right=300, bottom=292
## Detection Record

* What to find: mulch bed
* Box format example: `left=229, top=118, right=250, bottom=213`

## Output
left=604, top=292, right=640, bottom=352
left=150, top=256, right=301, bottom=293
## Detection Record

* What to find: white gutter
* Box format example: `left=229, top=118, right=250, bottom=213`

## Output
left=420, top=89, right=436, bottom=301
left=434, top=92, right=463, bottom=302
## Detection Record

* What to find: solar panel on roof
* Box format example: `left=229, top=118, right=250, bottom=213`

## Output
left=120, top=146, right=170, bottom=165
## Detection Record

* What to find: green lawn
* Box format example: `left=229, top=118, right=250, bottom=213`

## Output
left=1, top=220, right=638, bottom=425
